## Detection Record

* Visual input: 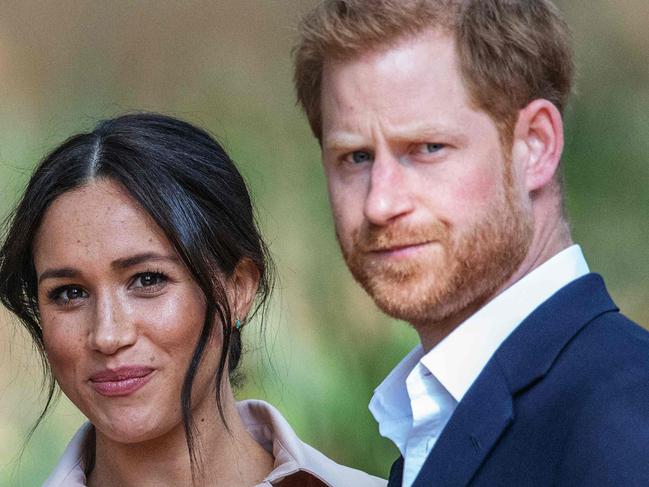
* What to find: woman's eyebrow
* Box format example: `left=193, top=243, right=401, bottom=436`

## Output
left=110, top=252, right=179, bottom=270
left=38, top=267, right=79, bottom=284
left=37, top=254, right=179, bottom=284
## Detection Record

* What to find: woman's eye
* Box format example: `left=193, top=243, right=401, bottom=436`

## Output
left=415, top=143, right=445, bottom=154
left=344, top=150, right=374, bottom=165
left=49, top=286, right=88, bottom=305
left=131, top=272, right=167, bottom=291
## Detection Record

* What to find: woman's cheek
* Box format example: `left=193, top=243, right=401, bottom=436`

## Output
left=144, top=291, right=206, bottom=346
left=42, top=315, right=84, bottom=376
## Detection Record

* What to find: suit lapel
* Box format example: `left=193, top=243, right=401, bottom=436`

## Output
left=412, top=358, right=513, bottom=487
left=411, top=274, right=618, bottom=487
left=388, top=456, right=404, bottom=487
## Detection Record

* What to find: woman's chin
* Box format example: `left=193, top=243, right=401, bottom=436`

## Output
left=92, top=412, right=176, bottom=445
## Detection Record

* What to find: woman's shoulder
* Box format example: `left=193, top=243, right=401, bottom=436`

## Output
left=238, top=399, right=387, bottom=487
left=41, top=422, right=92, bottom=487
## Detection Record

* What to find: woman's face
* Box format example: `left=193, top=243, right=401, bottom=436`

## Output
left=33, top=179, right=222, bottom=444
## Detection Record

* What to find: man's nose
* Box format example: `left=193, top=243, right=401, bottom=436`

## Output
left=364, top=153, right=414, bottom=226
left=88, top=291, right=137, bottom=355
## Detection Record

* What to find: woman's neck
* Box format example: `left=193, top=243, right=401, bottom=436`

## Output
left=87, top=394, right=274, bottom=487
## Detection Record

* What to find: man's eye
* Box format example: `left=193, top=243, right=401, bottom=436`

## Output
left=131, top=272, right=167, bottom=290
left=49, top=286, right=88, bottom=305
left=415, top=143, right=445, bottom=154
left=344, top=150, right=374, bottom=165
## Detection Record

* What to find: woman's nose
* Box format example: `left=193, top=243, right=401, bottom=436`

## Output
left=88, top=291, right=137, bottom=355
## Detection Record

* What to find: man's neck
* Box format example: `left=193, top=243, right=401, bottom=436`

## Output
left=417, top=219, right=573, bottom=353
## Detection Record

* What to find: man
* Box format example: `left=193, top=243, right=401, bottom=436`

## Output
left=293, top=1, right=649, bottom=486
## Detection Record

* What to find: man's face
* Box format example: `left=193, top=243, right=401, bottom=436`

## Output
left=320, top=29, right=533, bottom=327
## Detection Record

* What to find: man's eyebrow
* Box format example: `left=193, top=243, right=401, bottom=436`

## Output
left=324, top=123, right=464, bottom=151
left=323, top=132, right=367, bottom=152
left=389, top=122, right=464, bottom=142
left=110, top=253, right=180, bottom=270
left=38, top=268, right=80, bottom=284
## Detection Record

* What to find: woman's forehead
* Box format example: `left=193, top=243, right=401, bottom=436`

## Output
left=33, top=179, right=173, bottom=271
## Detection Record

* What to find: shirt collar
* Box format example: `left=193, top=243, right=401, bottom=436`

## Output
left=368, top=345, right=425, bottom=450
left=424, top=244, right=589, bottom=401
left=238, top=399, right=384, bottom=486
left=370, top=245, right=589, bottom=424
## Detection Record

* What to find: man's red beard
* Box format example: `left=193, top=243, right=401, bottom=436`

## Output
left=337, top=173, right=533, bottom=327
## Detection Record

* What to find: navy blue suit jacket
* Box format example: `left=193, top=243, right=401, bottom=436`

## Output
left=388, top=274, right=649, bottom=487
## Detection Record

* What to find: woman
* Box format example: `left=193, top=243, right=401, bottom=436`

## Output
left=0, top=113, right=385, bottom=486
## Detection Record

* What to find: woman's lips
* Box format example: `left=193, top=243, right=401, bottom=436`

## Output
left=89, top=366, right=155, bottom=397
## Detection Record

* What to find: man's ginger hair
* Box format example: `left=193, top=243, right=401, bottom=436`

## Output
left=293, top=0, right=574, bottom=146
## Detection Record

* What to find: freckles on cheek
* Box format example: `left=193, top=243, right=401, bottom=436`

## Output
left=43, top=325, right=84, bottom=379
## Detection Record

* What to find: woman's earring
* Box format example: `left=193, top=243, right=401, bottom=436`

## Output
left=235, top=318, right=242, bottom=330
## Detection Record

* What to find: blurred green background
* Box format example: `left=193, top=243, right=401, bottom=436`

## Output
left=0, top=1, right=647, bottom=485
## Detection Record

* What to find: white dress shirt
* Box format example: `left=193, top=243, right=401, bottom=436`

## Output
left=43, top=399, right=386, bottom=487
left=369, top=245, right=589, bottom=487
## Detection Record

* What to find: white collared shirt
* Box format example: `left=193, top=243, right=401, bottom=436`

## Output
left=369, top=245, right=589, bottom=487
left=43, top=399, right=386, bottom=487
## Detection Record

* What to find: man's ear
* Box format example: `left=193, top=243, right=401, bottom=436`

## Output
left=228, top=258, right=260, bottom=325
left=512, top=99, right=564, bottom=193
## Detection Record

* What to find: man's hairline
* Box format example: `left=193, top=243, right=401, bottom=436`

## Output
left=316, top=26, right=513, bottom=147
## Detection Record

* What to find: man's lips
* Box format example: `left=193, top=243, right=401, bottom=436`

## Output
left=89, top=366, right=155, bottom=397
left=365, top=241, right=436, bottom=256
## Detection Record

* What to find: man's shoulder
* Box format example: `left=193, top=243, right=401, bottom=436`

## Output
left=551, top=312, right=649, bottom=485
left=499, top=272, right=649, bottom=428
left=504, top=272, right=648, bottom=377
left=482, top=307, right=649, bottom=485
left=556, top=308, right=649, bottom=384
left=530, top=284, right=649, bottom=400
left=564, top=313, right=649, bottom=411
left=578, top=307, right=649, bottom=351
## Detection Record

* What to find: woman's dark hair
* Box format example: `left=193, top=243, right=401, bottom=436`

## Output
left=0, top=112, right=273, bottom=474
